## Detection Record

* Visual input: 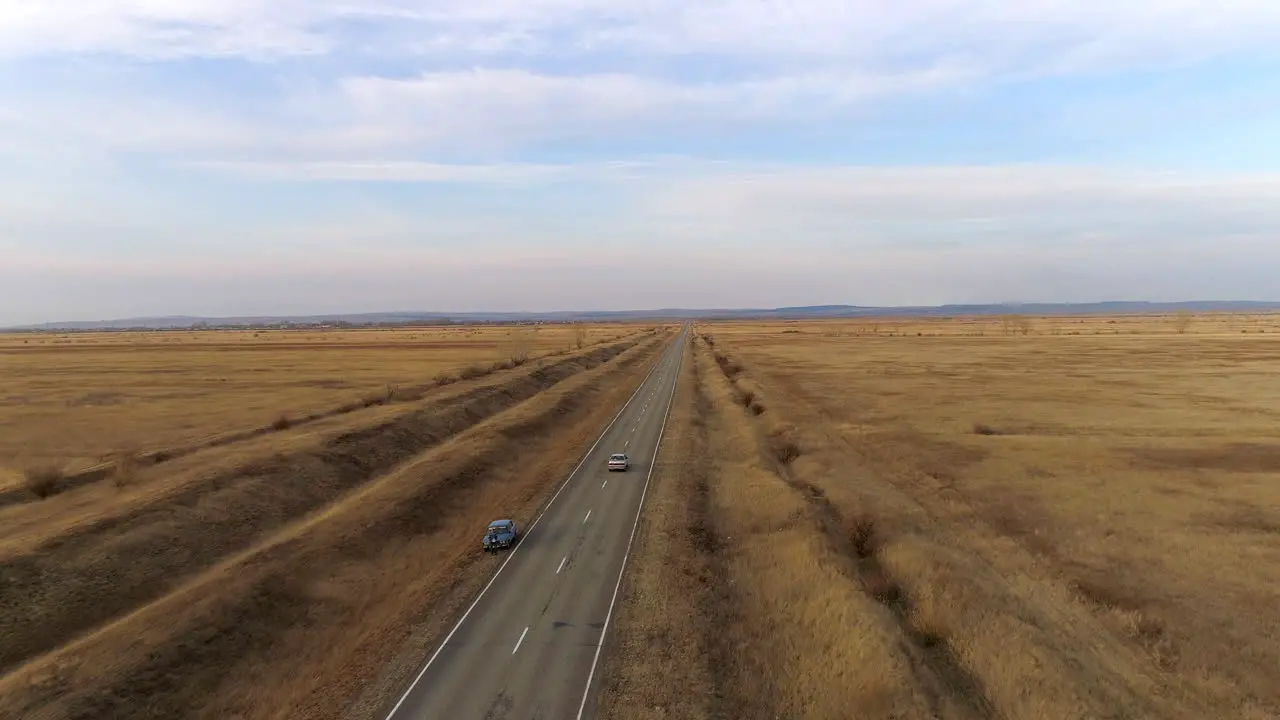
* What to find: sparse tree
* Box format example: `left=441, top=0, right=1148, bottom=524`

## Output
left=573, top=323, right=587, bottom=349
left=1015, top=316, right=1033, bottom=336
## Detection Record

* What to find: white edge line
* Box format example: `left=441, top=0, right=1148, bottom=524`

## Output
left=574, top=328, right=686, bottom=720
left=512, top=626, right=529, bottom=655
left=583, top=509, right=592, bottom=524
left=381, top=333, right=677, bottom=719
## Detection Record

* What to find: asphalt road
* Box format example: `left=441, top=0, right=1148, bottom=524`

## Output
left=383, top=325, right=688, bottom=720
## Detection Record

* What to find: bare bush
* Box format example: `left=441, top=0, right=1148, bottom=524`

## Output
left=1173, top=311, right=1193, bottom=334
left=771, top=437, right=802, bottom=465
left=111, top=448, right=140, bottom=489
left=850, top=516, right=880, bottom=558
left=23, top=464, right=64, bottom=499
left=713, top=352, right=743, bottom=378
left=459, top=363, right=488, bottom=380
left=507, top=328, right=533, bottom=366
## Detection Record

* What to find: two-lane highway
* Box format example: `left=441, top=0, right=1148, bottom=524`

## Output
left=383, top=325, right=688, bottom=720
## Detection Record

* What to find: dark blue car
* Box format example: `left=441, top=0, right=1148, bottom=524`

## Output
left=483, top=519, right=519, bottom=552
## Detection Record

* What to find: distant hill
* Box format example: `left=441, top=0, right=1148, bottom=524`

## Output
left=7, top=301, right=1280, bottom=331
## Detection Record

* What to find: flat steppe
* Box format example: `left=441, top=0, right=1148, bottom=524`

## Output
left=603, top=312, right=1280, bottom=720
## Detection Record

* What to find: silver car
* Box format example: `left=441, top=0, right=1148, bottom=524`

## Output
left=607, top=453, right=629, bottom=471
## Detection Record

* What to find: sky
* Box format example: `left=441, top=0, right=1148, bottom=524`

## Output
left=2, top=1, right=1280, bottom=325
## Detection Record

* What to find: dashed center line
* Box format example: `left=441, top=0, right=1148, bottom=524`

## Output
left=601, top=479, right=608, bottom=489
left=512, top=626, right=529, bottom=655
left=583, top=509, right=592, bottom=524
left=556, top=556, right=567, bottom=574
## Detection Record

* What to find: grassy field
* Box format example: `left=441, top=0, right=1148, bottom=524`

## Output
left=0, top=324, right=631, bottom=482
left=0, top=324, right=673, bottom=719
left=604, top=312, right=1280, bottom=720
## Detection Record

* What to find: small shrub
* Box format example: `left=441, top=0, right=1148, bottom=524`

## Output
left=864, top=569, right=907, bottom=611
left=111, top=449, right=140, bottom=489
left=433, top=372, right=458, bottom=386
left=850, top=516, right=879, bottom=558
left=749, top=402, right=766, bottom=416
left=271, top=414, right=293, bottom=431
left=459, top=363, right=488, bottom=380
left=972, top=423, right=1002, bottom=436
left=713, top=352, right=743, bottom=378
left=739, top=390, right=756, bottom=409
left=772, top=438, right=802, bottom=465
left=24, top=464, right=64, bottom=499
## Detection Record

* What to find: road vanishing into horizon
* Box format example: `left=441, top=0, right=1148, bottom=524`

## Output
left=381, top=325, right=688, bottom=720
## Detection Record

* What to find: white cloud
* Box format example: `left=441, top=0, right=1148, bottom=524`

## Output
left=0, top=62, right=970, bottom=159
left=8, top=160, right=1280, bottom=256
left=627, top=164, right=1280, bottom=242
left=2, top=1, right=1277, bottom=161
left=193, top=159, right=576, bottom=183
left=3, top=1, right=1279, bottom=71
left=332, top=64, right=971, bottom=152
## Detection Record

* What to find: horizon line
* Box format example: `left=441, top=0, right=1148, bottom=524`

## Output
left=9, top=299, right=1280, bottom=331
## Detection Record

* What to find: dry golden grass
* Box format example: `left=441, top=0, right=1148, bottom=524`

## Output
left=0, top=323, right=634, bottom=477
left=0, top=329, right=672, bottom=719
left=605, top=312, right=1280, bottom=720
